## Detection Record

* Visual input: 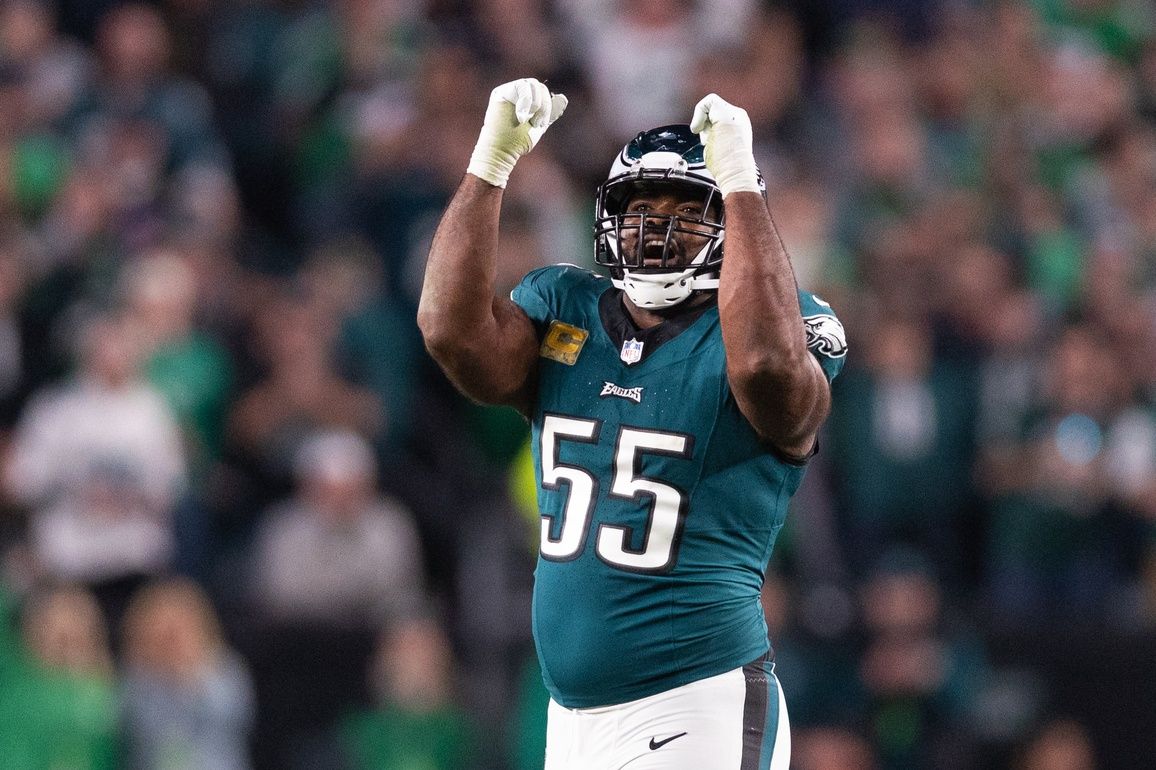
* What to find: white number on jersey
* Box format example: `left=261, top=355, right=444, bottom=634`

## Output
left=539, top=415, right=691, bottom=573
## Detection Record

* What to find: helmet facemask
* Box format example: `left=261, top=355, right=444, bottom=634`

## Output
left=594, top=128, right=733, bottom=309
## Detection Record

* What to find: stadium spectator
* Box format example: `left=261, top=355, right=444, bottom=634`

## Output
left=121, top=246, right=234, bottom=472
left=0, top=2, right=1152, bottom=767
left=792, top=724, right=879, bottom=770
left=247, top=428, right=425, bottom=627
left=977, top=322, right=1140, bottom=629
left=73, top=2, right=228, bottom=172
left=1013, top=716, right=1097, bottom=770
left=225, top=285, right=383, bottom=498
left=0, top=245, right=27, bottom=425
left=828, top=314, right=977, bottom=581
left=119, top=576, right=254, bottom=770
left=856, top=550, right=989, bottom=769
left=0, top=583, right=119, bottom=769
left=240, top=427, right=427, bottom=769
left=2, top=312, right=186, bottom=631
left=339, top=617, right=479, bottom=769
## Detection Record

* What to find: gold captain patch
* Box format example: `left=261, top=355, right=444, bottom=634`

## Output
left=540, top=320, right=588, bottom=365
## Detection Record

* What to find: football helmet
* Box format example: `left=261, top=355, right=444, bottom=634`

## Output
left=594, top=124, right=762, bottom=309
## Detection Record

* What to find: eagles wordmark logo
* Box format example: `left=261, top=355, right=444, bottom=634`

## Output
left=803, top=314, right=848, bottom=358
left=600, top=381, right=643, bottom=403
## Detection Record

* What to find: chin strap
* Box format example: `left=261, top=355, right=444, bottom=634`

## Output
left=684, top=275, right=720, bottom=291
left=614, top=271, right=719, bottom=309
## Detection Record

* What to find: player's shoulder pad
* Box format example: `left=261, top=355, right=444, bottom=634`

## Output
left=520, top=263, right=605, bottom=293
left=511, top=264, right=607, bottom=326
left=797, top=290, right=847, bottom=381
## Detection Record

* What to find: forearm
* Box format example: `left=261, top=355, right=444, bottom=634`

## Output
left=691, top=93, right=829, bottom=452
left=417, top=78, right=566, bottom=408
left=418, top=175, right=503, bottom=339
left=418, top=177, right=536, bottom=406
left=719, top=193, right=829, bottom=452
left=693, top=94, right=809, bottom=373
left=718, top=193, right=810, bottom=377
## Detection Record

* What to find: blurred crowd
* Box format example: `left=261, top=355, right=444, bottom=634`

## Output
left=0, top=0, right=1154, bottom=768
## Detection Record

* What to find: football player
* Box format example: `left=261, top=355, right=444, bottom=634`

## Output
left=418, top=78, right=846, bottom=770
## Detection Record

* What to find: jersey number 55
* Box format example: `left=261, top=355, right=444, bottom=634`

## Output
left=539, top=414, right=693, bottom=574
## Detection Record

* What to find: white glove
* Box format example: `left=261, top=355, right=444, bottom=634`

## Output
left=467, top=78, right=568, bottom=188
left=689, top=93, right=761, bottom=197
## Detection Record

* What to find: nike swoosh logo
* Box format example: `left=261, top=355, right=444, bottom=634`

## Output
left=649, top=732, right=688, bottom=750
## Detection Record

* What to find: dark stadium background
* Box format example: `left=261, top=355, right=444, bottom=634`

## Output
left=0, top=0, right=1154, bottom=768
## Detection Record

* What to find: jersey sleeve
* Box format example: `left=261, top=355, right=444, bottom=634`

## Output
left=510, top=267, right=554, bottom=328
left=511, top=264, right=602, bottom=331
left=798, top=290, right=847, bottom=383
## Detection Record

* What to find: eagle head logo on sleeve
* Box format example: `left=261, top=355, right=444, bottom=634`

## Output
left=803, top=314, right=848, bottom=358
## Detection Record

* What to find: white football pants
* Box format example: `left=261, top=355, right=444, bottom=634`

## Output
left=544, top=658, right=790, bottom=770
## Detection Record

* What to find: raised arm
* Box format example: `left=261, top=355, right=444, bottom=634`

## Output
left=417, top=79, right=567, bottom=413
left=691, top=95, right=832, bottom=459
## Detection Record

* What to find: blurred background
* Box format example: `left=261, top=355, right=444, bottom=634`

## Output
left=0, top=0, right=1153, bottom=768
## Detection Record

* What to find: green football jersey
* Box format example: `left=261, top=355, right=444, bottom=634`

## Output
left=512, top=265, right=845, bottom=709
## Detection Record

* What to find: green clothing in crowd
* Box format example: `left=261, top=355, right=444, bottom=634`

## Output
left=0, top=659, right=119, bottom=770
left=340, top=705, right=477, bottom=770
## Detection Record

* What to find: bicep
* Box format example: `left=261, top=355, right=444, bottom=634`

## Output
left=489, top=296, right=542, bottom=408
left=427, top=295, right=541, bottom=412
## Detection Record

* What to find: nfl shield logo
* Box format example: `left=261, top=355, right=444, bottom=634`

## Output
left=620, top=338, right=644, bottom=365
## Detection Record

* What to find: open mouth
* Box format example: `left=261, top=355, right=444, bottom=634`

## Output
left=640, top=240, right=677, bottom=266
left=638, top=235, right=688, bottom=262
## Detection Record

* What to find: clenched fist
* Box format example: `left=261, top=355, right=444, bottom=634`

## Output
left=689, top=93, right=761, bottom=197
left=467, top=78, right=568, bottom=188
